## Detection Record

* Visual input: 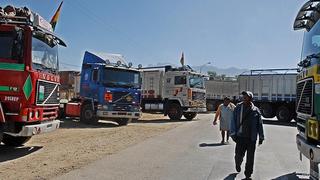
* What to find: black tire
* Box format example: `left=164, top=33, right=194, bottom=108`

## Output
left=276, top=106, right=293, bottom=122
left=183, top=112, right=197, bottom=121
left=2, top=134, right=31, bottom=146
left=116, top=118, right=129, bottom=126
left=206, top=103, right=214, bottom=111
left=80, top=103, right=98, bottom=125
left=260, top=103, right=275, bottom=118
left=167, top=103, right=183, bottom=120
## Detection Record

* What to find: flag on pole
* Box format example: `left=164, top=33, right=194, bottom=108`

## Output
left=50, top=1, right=63, bottom=31
left=180, top=52, right=184, bottom=66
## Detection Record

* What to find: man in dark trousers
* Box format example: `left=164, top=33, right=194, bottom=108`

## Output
left=230, top=91, right=265, bottom=180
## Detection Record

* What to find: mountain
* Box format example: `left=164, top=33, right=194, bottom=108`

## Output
left=192, top=65, right=248, bottom=77
left=146, top=63, right=248, bottom=77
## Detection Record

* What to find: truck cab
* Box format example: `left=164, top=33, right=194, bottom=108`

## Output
left=0, top=6, right=66, bottom=146
left=294, top=1, right=320, bottom=178
left=141, top=65, right=206, bottom=120
left=65, top=51, right=141, bottom=126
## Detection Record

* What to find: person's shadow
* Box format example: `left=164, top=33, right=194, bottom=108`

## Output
left=224, top=173, right=238, bottom=180
left=199, top=142, right=228, bottom=147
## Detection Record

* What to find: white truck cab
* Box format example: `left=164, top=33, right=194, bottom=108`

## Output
left=141, top=65, right=206, bottom=120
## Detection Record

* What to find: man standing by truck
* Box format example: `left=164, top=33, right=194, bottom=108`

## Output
left=230, top=91, right=264, bottom=180
left=213, top=97, right=235, bottom=144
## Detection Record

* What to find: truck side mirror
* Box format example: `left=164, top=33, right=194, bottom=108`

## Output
left=13, top=27, right=24, bottom=60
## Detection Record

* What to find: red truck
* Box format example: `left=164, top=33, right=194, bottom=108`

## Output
left=0, top=6, right=66, bottom=146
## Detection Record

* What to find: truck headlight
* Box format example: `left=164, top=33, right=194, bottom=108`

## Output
left=315, top=84, right=320, bottom=94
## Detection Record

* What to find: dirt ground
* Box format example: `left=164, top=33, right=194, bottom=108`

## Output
left=0, top=113, right=180, bottom=180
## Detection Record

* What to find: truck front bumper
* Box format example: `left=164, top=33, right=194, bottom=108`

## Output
left=184, top=107, right=207, bottom=113
left=5, top=120, right=60, bottom=137
left=296, top=134, right=320, bottom=162
left=97, top=110, right=141, bottom=119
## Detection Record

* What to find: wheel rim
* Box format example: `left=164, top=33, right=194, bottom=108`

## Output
left=85, top=110, right=93, bottom=119
left=169, top=107, right=178, bottom=115
left=279, top=109, right=288, bottom=120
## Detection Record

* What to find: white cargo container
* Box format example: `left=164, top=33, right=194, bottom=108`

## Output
left=206, top=68, right=298, bottom=122
left=205, top=80, right=239, bottom=110
left=141, top=66, right=207, bottom=121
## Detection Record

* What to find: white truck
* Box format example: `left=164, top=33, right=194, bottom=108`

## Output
left=206, top=68, right=298, bottom=122
left=141, top=65, right=207, bottom=120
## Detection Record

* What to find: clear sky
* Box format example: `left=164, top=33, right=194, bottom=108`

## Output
left=1, top=0, right=305, bottom=70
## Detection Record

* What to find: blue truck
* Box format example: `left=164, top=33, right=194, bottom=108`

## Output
left=63, top=51, right=141, bottom=126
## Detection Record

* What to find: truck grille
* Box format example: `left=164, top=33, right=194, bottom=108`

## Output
left=36, top=80, right=59, bottom=105
left=113, top=104, right=131, bottom=112
left=296, top=79, right=313, bottom=115
left=113, top=91, right=134, bottom=104
left=296, top=117, right=306, bottom=134
left=192, top=92, right=205, bottom=101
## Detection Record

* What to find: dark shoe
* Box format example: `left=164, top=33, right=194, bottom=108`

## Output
left=236, top=164, right=241, bottom=172
left=241, top=178, right=252, bottom=180
left=220, top=140, right=225, bottom=144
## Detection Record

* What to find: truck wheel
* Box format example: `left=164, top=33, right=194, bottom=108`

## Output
left=2, top=134, right=31, bottom=146
left=116, top=118, right=129, bottom=126
left=206, top=103, right=214, bottom=111
left=167, top=103, right=182, bottom=120
left=183, top=112, right=197, bottom=121
left=80, top=104, right=98, bottom=125
left=276, top=106, right=293, bottom=122
left=260, top=103, right=275, bottom=118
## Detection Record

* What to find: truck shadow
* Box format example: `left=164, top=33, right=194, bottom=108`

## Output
left=262, top=119, right=296, bottom=127
left=0, top=145, right=42, bottom=163
left=272, top=172, right=309, bottom=180
left=132, top=118, right=191, bottom=124
left=59, top=118, right=118, bottom=129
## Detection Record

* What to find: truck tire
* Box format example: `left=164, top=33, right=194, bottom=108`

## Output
left=116, top=118, right=129, bottom=126
left=80, top=104, right=98, bottom=125
left=2, top=134, right=31, bottom=146
left=260, top=103, right=275, bottom=118
left=167, top=103, right=182, bottom=120
left=276, top=106, right=293, bottom=122
left=0, top=123, right=3, bottom=143
left=183, top=112, right=197, bottom=121
left=206, top=103, right=214, bottom=111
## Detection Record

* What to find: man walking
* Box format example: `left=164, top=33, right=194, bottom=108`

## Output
left=213, top=97, right=235, bottom=144
left=230, top=91, right=264, bottom=180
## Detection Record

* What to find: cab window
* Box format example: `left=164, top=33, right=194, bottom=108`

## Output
left=174, top=76, right=186, bottom=85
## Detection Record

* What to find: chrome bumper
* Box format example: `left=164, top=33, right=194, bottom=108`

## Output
left=296, top=134, right=320, bottom=162
left=5, top=120, right=60, bottom=137
left=97, top=110, right=141, bottom=119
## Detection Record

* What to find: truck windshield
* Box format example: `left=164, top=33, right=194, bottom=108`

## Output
left=189, top=75, right=204, bottom=89
left=32, top=35, right=58, bottom=72
left=0, top=31, right=23, bottom=62
left=301, top=20, right=320, bottom=66
left=103, top=68, right=140, bottom=88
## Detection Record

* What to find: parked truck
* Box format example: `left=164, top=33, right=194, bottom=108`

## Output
left=0, top=6, right=66, bottom=146
left=62, top=51, right=141, bottom=126
left=141, top=65, right=207, bottom=121
left=206, top=68, right=298, bottom=122
left=293, top=1, right=320, bottom=179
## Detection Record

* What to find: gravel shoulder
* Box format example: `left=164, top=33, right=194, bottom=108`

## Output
left=0, top=113, right=180, bottom=180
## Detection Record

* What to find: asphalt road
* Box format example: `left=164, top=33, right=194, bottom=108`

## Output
left=56, top=114, right=309, bottom=180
